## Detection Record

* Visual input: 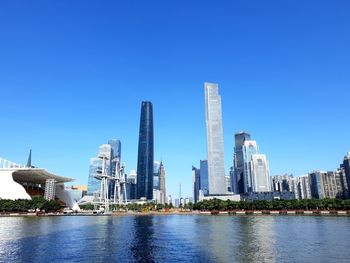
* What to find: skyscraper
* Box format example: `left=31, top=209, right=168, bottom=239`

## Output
left=233, top=132, right=251, bottom=194
left=192, top=166, right=200, bottom=204
left=159, top=162, right=166, bottom=204
left=204, top=83, right=226, bottom=195
left=250, top=154, right=271, bottom=192
left=87, top=157, right=102, bottom=196
left=136, top=101, right=154, bottom=200
left=343, top=152, right=350, bottom=196
left=200, top=160, right=209, bottom=195
left=242, top=140, right=259, bottom=193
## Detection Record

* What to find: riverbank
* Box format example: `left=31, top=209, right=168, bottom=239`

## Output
left=1, top=210, right=349, bottom=217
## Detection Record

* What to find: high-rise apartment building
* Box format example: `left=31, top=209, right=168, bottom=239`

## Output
left=136, top=101, right=154, bottom=200
left=297, top=175, right=312, bottom=199
left=204, top=83, right=226, bottom=195
left=309, top=171, right=326, bottom=199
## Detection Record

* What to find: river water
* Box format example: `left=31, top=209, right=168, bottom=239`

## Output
left=0, top=215, right=349, bottom=263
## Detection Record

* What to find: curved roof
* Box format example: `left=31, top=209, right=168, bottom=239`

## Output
left=4, top=168, right=73, bottom=184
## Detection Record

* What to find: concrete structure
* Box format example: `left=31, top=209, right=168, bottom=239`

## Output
left=297, top=175, right=312, bottom=199
left=0, top=156, right=74, bottom=208
left=204, top=82, right=226, bottom=195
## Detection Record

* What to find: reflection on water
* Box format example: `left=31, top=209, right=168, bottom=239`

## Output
left=0, top=215, right=349, bottom=263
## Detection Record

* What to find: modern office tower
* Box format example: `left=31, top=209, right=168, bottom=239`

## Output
left=153, top=161, right=160, bottom=190
left=87, top=157, right=103, bottom=195
left=335, top=168, right=348, bottom=198
left=225, top=175, right=232, bottom=193
left=200, top=160, right=209, bottom=195
left=136, top=101, right=154, bottom=200
left=242, top=140, right=259, bottom=192
left=343, top=152, right=350, bottom=196
left=297, top=175, right=312, bottom=199
left=127, top=170, right=137, bottom=200
left=192, top=166, right=201, bottom=204
left=309, top=171, right=326, bottom=199
left=233, top=132, right=251, bottom=194
left=174, top=198, right=180, bottom=208
left=229, top=166, right=236, bottom=194
left=250, top=154, right=271, bottom=192
left=159, top=162, right=166, bottom=204
left=204, top=83, right=226, bottom=195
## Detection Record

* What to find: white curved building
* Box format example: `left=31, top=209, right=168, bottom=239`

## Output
left=0, top=157, right=75, bottom=208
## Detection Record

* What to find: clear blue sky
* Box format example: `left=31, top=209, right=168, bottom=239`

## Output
left=1, top=1, right=349, bottom=199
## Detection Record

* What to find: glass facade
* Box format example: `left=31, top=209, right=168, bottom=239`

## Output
left=87, top=157, right=103, bottom=196
left=200, top=160, right=209, bottom=195
left=233, top=132, right=251, bottom=194
left=242, top=140, right=259, bottom=193
left=136, top=101, right=154, bottom=200
left=204, top=83, right=226, bottom=195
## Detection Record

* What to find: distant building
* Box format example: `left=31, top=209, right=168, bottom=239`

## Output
left=204, top=83, right=226, bottom=195
left=159, top=162, right=166, bottom=204
left=251, top=154, right=271, bottom=192
left=127, top=170, right=137, bottom=200
left=334, top=168, right=348, bottom=198
left=343, top=152, right=350, bottom=196
left=225, top=175, right=232, bottom=193
left=309, top=171, right=327, bottom=199
left=243, top=191, right=295, bottom=201
left=201, top=194, right=241, bottom=202
left=136, top=101, right=154, bottom=200
left=87, top=157, right=102, bottom=196
left=192, top=166, right=200, bottom=204
left=296, top=175, right=312, bottom=199
left=233, top=132, right=251, bottom=194
left=44, top=179, right=56, bottom=201
left=242, top=140, right=259, bottom=193
left=272, top=174, right=298, bottom=199
left=232, top=132, right=271, bottom=194
left=200, top=160, right=209, bottom=195
left=153, top=161, right=160, bottom=190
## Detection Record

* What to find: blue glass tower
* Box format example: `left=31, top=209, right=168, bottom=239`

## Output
left=136, top=101, right=154, bottom=200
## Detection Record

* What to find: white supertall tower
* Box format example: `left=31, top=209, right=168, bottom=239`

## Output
left=204, top=82, right=226, bottom=195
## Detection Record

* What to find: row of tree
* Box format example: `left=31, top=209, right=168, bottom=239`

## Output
left=193, top=198, right=350, bottom=211
left=0, top=196, right=61, bottom=212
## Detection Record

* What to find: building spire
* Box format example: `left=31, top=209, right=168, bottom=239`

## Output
left=26, top=149, right=32, bottom=168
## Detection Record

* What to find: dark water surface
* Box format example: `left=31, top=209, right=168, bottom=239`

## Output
left=0, top=215, right=349, bottom=263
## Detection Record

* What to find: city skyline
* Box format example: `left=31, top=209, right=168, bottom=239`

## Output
left=1, top=1, right=350, bottom=199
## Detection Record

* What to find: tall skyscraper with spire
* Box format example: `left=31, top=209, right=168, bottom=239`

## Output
left=204, top=82, right=226, bottom=195
left=136, top=101, right=154, bottom=200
